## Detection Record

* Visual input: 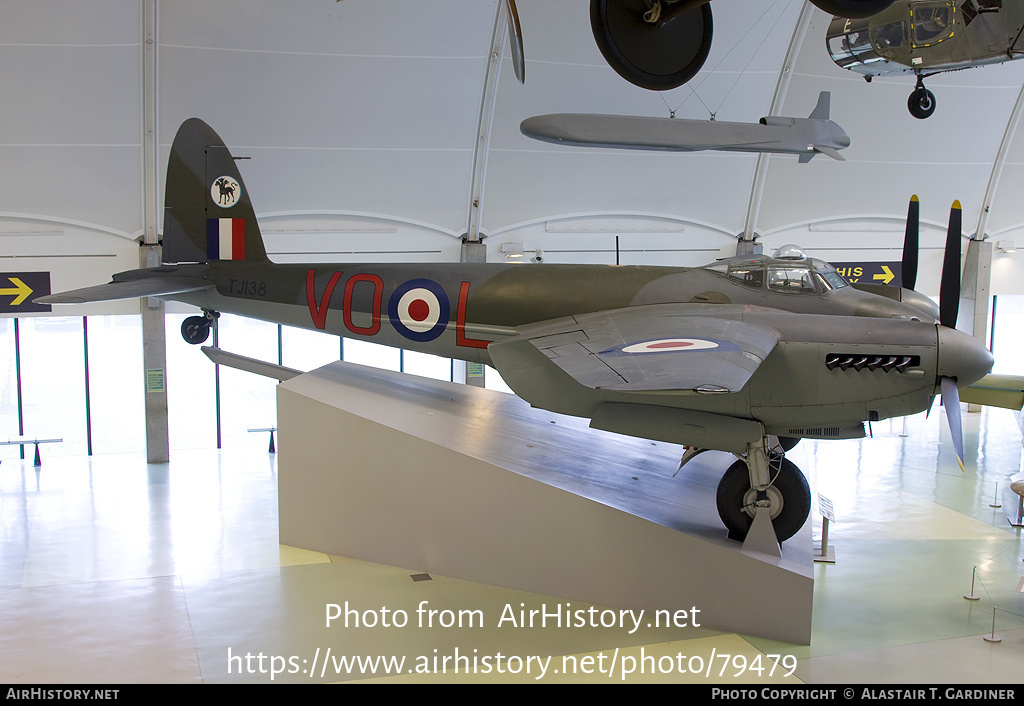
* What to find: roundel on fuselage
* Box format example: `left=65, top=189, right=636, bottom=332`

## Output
left=387, top=279, right=450, bottom=342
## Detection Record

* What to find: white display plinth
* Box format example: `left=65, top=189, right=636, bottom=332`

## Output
left=277, top=362, right=813, bottom=644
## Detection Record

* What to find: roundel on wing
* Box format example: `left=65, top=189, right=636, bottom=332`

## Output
left=601, top=337, right=741, bottom=356
left=387, top=279, right=450, bottom=342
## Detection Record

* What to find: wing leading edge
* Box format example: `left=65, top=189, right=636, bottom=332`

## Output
left=492, top=304, right=780, bottom=394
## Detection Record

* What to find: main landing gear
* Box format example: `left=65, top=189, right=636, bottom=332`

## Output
left=683, top=436, right=810, bottom=544
left=908, top=76, right=936, bottom=120
left=181, top=310, right=220, bottom=345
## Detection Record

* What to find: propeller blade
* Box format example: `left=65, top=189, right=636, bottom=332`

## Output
left=940, top=376, right=965, bottom=472
left=504, top=0, right=525, bottom=84
left=902, top=195, right=919, bottom=291
left=939, top=200, right=962, bottom=329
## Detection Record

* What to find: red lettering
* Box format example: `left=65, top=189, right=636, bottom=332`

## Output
left=456, top=281, right=489, bottom=349
left=306, top=269, right=343, bottom=330
left=343, top=273, right=383, bottom=336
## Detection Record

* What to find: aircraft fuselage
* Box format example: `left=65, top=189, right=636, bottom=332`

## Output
left=131, top=258, right=983, bottom=442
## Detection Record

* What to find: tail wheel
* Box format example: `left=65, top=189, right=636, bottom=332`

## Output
left=716, top=457, right=811, bottom=543
left=181, top=316, right=211, bottom=345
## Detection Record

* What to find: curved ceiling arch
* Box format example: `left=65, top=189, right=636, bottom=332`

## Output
left=2, top=0, right=1023, bottom=293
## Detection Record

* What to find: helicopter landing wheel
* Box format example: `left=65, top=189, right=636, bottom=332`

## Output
left=908, top=86, right=936, bottom=120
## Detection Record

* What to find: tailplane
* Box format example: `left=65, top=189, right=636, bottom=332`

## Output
left=162, top=118, right=270, bottom=265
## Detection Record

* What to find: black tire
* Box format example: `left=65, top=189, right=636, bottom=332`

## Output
left=181, top=316, right=211, bottom=345
left=590, top=0, right=713, bottom=91
left=908, top=87, right=936, bottom=119
left=716, top=457, right=811, bottom=543
left=808, top=0, right=895, bottom=18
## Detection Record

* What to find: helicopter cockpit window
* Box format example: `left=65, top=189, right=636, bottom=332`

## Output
left=870, top=19, right=908, bottom=51
left=828, top=27, right=873, bottom=64
left=768, top=266, right=816, bottom=294
left=913, top=4, right=954, bottom=46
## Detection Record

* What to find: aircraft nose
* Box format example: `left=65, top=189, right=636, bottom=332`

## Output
left=936, top=326, right=993, bottom=387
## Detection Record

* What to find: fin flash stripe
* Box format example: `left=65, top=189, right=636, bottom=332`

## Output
left=206, top=218, right=245, bottom=261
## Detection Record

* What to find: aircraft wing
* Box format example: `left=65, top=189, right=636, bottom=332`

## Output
left=490, top=304, right=780, bottom=393
left=34, top=275, right=213, bottom=305
left=959, top=374, right=1024, bottom=411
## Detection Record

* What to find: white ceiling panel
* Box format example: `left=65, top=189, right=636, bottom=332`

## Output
left=2, top=0, right=1024, bottom=295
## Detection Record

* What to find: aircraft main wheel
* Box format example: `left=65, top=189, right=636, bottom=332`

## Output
left=716, top=457, right=811, bottom=543
left=908, top=87, right=936, bottom=119
left=590, top=0, right=713, bottom=90
left=181, top=316, right=211, bottom=345
left=808, top=0, right=895, bottom=18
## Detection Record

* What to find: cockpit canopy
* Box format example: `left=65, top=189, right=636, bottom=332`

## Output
left=826, top=2, right=957, bottom=76
left=704, top=252, right=850, bottom=295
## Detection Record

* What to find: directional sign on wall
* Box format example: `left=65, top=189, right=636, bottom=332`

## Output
left=830, top=262, right=902, bottom=288
left=0, top=272, right=51, bottom=314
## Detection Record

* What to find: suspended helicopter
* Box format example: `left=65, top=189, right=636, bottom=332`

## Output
left=36, top=118, right=993, bottom=548
left=827, top=0, right=1024, bottom=118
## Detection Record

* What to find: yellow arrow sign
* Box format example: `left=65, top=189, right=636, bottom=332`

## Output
left=872, top=265, right=895, bottom=285
left=0, top=277, right=33, bottom=306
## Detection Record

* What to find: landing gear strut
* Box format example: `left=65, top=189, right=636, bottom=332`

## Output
left=908, top=76, right=936, bottom=120
left=715, top=438, right=810, bottom=543
left=181, top=310, right=220, bottom=345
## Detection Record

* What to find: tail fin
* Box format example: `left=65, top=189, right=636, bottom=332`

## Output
left=162, top=118, right=269, bottom=265
left=808, top=91, right=831, bottom=121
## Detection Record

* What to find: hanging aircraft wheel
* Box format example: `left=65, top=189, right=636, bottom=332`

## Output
left=716, top=458, right=811, bottom=543
left=808, top=0, right=896, bottom=18
left=590, top=0, right=713, bottom=91
left=181, top=316, right=211, bottom=345
left=908, top=87, right=936, bottom=120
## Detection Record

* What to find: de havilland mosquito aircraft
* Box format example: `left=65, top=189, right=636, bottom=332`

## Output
left=37, top=118, right=993, bottom=546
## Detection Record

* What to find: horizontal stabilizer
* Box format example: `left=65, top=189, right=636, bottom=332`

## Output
left=35, top=276, right=212, bottom=305
left=814, top=146, right=845, bottom=161
left=201, top=346, right=304, bottom=381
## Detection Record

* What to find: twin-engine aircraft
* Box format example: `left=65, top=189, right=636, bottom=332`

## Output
left=38, top=119, right=993, bottom=546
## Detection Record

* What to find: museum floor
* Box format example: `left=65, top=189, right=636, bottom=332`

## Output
left=2, top=403, right=1023, bottom=684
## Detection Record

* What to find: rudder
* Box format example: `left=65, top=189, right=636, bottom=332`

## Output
left=162, top=118, right=269, bottom=265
